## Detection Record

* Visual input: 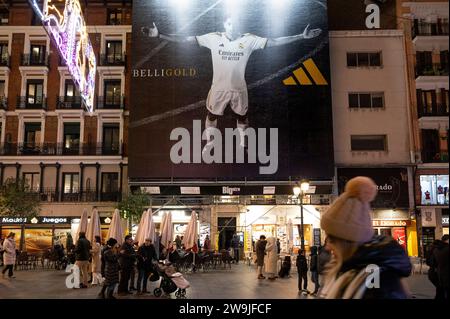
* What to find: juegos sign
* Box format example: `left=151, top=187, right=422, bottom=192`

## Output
left=129, top=0, right=334, bottom=183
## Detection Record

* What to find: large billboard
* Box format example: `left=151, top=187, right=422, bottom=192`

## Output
left=129, top=0, right=333, bottom=183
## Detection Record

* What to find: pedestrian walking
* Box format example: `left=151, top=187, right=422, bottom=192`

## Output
left=74, top=232, right=91, bottom=288
left=432, top=235, right=449, bottom=300
left=310, top=246, right=320, bottom=295
left=129, top=241, right=138, bottom=291
left=318, top=242, right=331, bottom=287
left=265, top=237, right=278, bottom=280
left=231, top=233, right=240, bottom=263
left=2, top=233, right=16, bottom=279
left=426, top=240, right=444, bottom=299
left=296, top=249, right=309, bottom=294
left=203, top=235, right=211, bottom=252
left=99, top=238, right=120, bottom=299
left=175, top=235, right=182, bottom=250
left=136, top=238, right=156, bottom=294
left=256, top=235, right=267, bottom=279
left=117, top=235, right=136, bottom=295
left=320, top=177, right=412, bottom=299
left=276, top=238, right=281, bottom=254
left=90, top=236, right=103, bottom=286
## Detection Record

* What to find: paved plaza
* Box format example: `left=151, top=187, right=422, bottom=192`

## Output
left=0, top=263, right=435, bottom=299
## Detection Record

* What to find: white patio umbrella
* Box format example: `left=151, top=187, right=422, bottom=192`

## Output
left=135, top=208, right=156, bottom=246
left=135, top=209, right=149, bottom=246
left=182, top=211, right=199, bottom=268
left=287, top=219, right=294, bottom=254
left=160, top=211, right=173, bottom=250
left=86, top=208, right=101, bottom=243
left=75, top=208, right=89, bottom=241
left=107, top=209, right=124, bottom=245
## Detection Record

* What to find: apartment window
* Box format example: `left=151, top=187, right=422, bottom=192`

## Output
left=107, top=8, right=122, bottom=25
left=0, top=43, right=8, bottom=65
left=23, top=123, right=41, bottom=155
left=0, top=9, right=9, bottom=25
left=351, top=135, right=387, bottom=151
left=0, top=80, right=5, bottom=108
left=63, top=173, right=79, bottom=194
left=103, top=124, right=120, bottom=155
left=347, top=52, right=382, bottom=67
left=63, top=123, right=80, bottom=155
left=26, top=80, right=44, bottom=107
left=441, top=51, right=449, bottom=71
left=104, top=80, right=121, bottom=107
left=106, top=41, right=123, bottom=63
left=349, top=92, right=384, bottom=109
left=63, top=80, right=81, bottom=107
left=101, top=173, right=119, bottom=201
left=23, top=173, right=40, bottom=192
left=30, top=44, right=46, bottom=65
left=417, top=90, right=437, bottom=115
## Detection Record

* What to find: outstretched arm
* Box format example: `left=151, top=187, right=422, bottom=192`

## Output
left=141, top=22, right=197, bottom=44
left=266, top=24, right=322, bottom=48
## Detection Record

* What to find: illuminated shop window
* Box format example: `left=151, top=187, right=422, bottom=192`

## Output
left=420, top=175, right=449, bottom=205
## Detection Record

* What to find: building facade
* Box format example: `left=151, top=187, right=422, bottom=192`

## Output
left=398, top=0, right=449, bottom=256
left=0, top=0, right=132, bottom=250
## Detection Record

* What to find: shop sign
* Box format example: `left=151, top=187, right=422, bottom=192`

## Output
left=222, top=187, right=241, bottom=195
left=263, top=186, right=276, bottom=195
left=1, top=217, right=28, bottom=224
left=313, top=228, right=321, bottom=246
left=421, top=208, right=436, bottom=227
left=40, top=217, right=71, bottom=224
left=442, top=216, right=449, bottom=227
left=338, top=168, right=409, bottom=208
left=180, top=187, right=200, bottom=195
left=372, top=220, right=410, bottom=227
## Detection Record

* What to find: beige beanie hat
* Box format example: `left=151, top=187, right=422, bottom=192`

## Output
left=321, top=176, right=377, bottom=243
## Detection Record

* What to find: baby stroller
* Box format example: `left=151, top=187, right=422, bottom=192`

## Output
left=278, top=256, right=292, bottom=278
left=152, top=262, right=190, bottom=298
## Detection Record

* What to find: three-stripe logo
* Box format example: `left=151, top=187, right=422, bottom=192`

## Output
left=283, top=58, right=328, bottom=86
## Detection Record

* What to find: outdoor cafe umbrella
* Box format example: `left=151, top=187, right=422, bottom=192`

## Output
left=75, top=208, right=89, bottom=241
left=107, top=209, right=124, bottom=245
left=86, top=208, right=101, bottom=243
left=135, top=208, right=156, bottom=246
left=182, top=211, right=199, bottom=267
left=160, top=211, right=173, bottom=252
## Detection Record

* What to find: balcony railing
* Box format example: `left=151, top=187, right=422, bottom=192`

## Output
left=0, top=54, right=10, bottom=67
left=96, top=96, right=125, bottom=109
left=422, top=150, right=449, bottom=163
left=416, top=64, right=449, bottom=77
left=16, top=96, right=47, bottom=110
left=417, top=104, right=449, bottom=117
left=0, top=96, right=7, bottom=110
left=413, top=22, right=449, bottom=38
left=99, top=53, right=127, bottom=66
left=0, top=142, right=123, bottom=156
left=21, top=54, right=49, bottom=67
left=38, top=188, right=121, bottom=202
left=56, top=96, right=83, bottom=109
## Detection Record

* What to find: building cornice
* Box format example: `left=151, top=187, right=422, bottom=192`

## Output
left=329, top=30, right=404, bottom=38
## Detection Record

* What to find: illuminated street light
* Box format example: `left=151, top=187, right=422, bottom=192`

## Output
left=293, top=180, right=310, bottom=251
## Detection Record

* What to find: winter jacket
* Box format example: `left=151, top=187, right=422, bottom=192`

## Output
left=137, top=244, right=156, bottom=271
left=296, top=255, right=308, bottom=273
left=231, top=236, right=240, bottom=249
left=433, top=241, right=449, bottom=289
left=310, top=254, right=318, bottom=272
left=321, top=236, right=412, bottom=299
left=255, top=239, right=267, bottom=267
left=2, top=238, right=16, bottom=265
left=74, top=237, right=91, bottom=261
left=119, top=242, right=136, bottom=269
left=265, top=237, right=278, bottom=275
left=90, top=242, right=102, bottom=273
left=103, top=246, right=120, bottom=285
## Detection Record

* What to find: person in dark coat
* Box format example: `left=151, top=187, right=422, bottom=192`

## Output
left=310, top=246, right=319, bottom=295
left=230, top=233, right=240, bottom=263
left=74, top=232, right=91, bottom=288
left=99, top=238, right=120, bottom=299
left=433, top=235, right=449, bottom=299
left=318, top=243, right=331, bottom=287
left=296, top=249, right=309, bottom=294
left=117, top=235, right=136, bottom=295
left=255, top=235, right=267, bottom=279
left=136, top=238, right=156, bottom=294
left=426, top=239, right=444, bottom=299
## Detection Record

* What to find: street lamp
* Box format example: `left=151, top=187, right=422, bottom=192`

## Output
left=293, top=180, right=310, bottom=251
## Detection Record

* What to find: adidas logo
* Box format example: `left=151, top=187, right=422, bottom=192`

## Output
left=283, top=58, right=328, bottom=86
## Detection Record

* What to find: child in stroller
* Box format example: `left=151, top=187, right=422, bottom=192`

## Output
left=278, top=256, right=292, bottom=278
left=151, top=261, right=190, bottom=298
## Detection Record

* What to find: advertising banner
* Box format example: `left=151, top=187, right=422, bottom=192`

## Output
left=130, top=0, right=333, bottom=182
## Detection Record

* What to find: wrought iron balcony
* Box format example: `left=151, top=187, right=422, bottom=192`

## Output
left=416, top=64, right=449, bottom=77
left=412, top=21, right=449, bottom=38
left=96, top=95, right=125, bottom=109
left=0, top=142, right=123, bottom=156
left=0, top=96, right=7, bottom=110
left=20, top=54, right=49, bottom=67
left=422, top=150, right=449, bottom=163
left=56, top=96, right=83, bottom=109
left=99, top=53, right=127, bottom=66
left=0, top=54, right=10, bottom=67
left=16, top=96, right=47, bottom=110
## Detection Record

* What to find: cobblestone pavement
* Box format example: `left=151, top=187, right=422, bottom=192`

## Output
left=0, top=263, right=435, bottom=299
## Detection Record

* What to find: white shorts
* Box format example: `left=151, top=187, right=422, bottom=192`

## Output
left=206, top=90, right=248, bottom=116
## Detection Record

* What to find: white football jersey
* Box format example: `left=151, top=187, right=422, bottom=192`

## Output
left=196, top=32, right=268, bottom=91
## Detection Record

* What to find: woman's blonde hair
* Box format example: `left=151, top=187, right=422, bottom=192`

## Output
left=323, top=235, right=360, bottom=285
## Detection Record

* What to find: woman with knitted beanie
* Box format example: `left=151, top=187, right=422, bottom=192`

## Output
left=319, top=177, right=412, bottom=299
